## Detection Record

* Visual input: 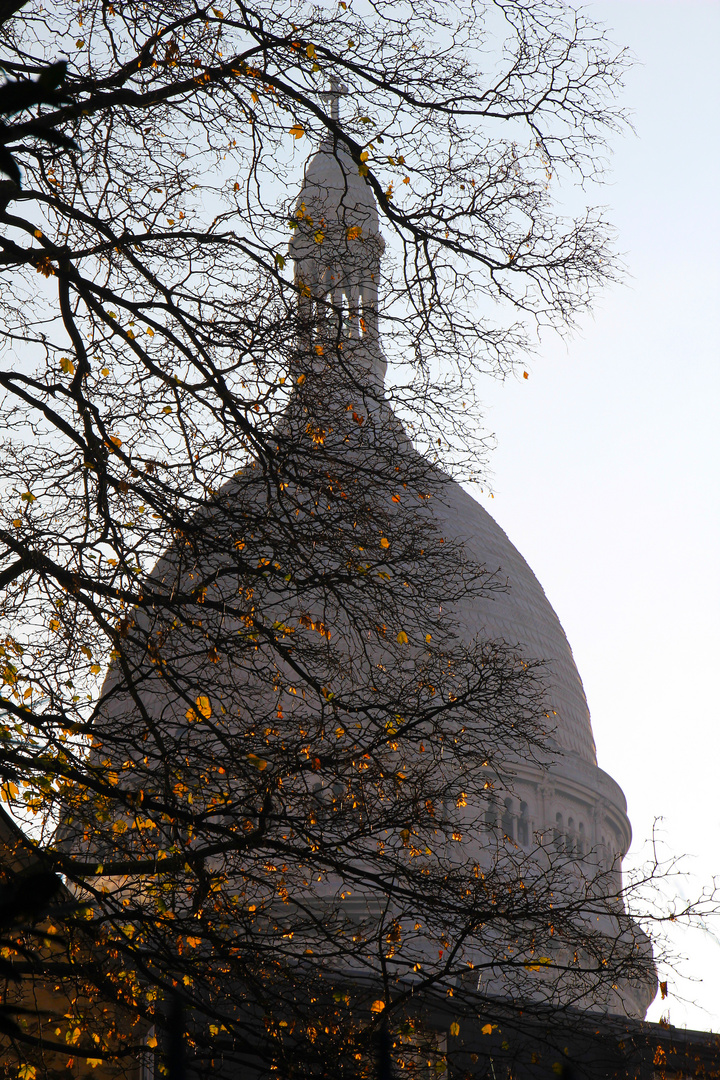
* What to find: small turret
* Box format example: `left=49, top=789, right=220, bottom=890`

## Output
left=289, top=132, right=386, bottom=386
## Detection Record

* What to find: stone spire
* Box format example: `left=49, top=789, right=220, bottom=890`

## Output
left=288, top=106, right=386, bottom=386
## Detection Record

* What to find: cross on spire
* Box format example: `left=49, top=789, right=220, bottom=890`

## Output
left=319, top=74, right=348, bottom=122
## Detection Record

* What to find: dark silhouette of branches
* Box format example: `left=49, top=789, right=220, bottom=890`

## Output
left=0, top=3, right=707, bottom=1078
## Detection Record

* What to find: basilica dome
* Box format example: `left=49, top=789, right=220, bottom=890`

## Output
left=289, top=135, right=656, bottom=1019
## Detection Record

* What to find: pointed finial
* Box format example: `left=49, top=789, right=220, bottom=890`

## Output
left=319, top=74, right=348, bottom=123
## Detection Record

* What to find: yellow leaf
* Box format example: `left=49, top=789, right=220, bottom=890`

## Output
left=86, top=1060, right=104, bottom=1069
left=90, top=664, right=101, bottom=675
left=187, top=694, right=212, bottom=722
left=60, top=357, right=75, bottom=374
left=370, top=1000, right=385, bottom=1014
left=289, top=124, right=305, bottom=139
left=147, top=1036, right=158, bottom=1048
left=523, top=371, right=529, bottom=380
left=306, top=43, right=315, bottom=58
left=49, top=619, right=60, bottom=632
left=380, top=537, right=389, bottom=549
left=101, top=367, right=110, bottom=376
left=360, top=150, right=369, bottom=162
left=524, top=956, right=553, bottom=971
left=481, top=1024, right=497, bottom=1035
left=346, top=225, right=362, bottom=240
left=12, top=519, right=22, bottom=527
left=234, top=181, right=240, bottom=191
left=162, top=405, right=173, bottom=414
left=396, top=631, right=408, bottom=645
left=247, top=753, right=268, bottom=771
left=450, top=1022, right=460, bottom=1037
left=18, top=1067, right=37, bottom=1080
left=146, top=327, right=154, bottom=336
left=425, top=634, right=432, bottom=642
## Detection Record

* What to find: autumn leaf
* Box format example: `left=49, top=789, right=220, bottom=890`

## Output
left=450, top=1022, right=460, bottom=1036
left=306, top=43, right=316, bottom=58
left=370, top=1000, right=385, bottom=1013
left=186, top=694, right=212, bottom=722
left=247, top=753, right=268, bottom=771
left=60, top=357, right=75, bottom=374
left=524, top=956, right=553, bottom=971
left=380, top=537, right=389, bottom=549
left=481, top=1024, right=498, bottom=1035
left=289, top=124, right=305, bottom=139
left=396, top=630, right=408, bottom=644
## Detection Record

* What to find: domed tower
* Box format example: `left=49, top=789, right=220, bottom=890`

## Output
left=288, top=132, right=656, bottom=1019
left=289, top=121, right=386, bottom=387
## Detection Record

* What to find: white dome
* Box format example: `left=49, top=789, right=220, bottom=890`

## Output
left=291, top=140, right=380, bottom=236
left=434, top=476, right=597, bottom=765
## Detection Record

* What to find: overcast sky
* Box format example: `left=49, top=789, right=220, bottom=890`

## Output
left=475, top=0, right=720, bottom=1030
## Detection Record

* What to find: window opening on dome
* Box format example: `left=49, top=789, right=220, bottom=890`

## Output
left=517, top=802, right=529, bottom=847
left=554, top=812, right=564, bottom=852
left=577, top=821, right=585, bottom=857
left=502, top=797, right=514, bottom=841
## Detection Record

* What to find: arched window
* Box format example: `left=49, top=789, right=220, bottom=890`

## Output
left=502, top=797, right=514, bottom=841
left=567, top=816, right=575, bottom=856
left=554, top=812, right=564, bottom=852
left=484, top=798, right=498, bottom=829
left=577, top=821, right=585, bottom=857
left=517, top=802, right=529, bottom=847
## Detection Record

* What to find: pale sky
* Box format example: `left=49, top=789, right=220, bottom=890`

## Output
left=477, top=0, right=720, bottom=1030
